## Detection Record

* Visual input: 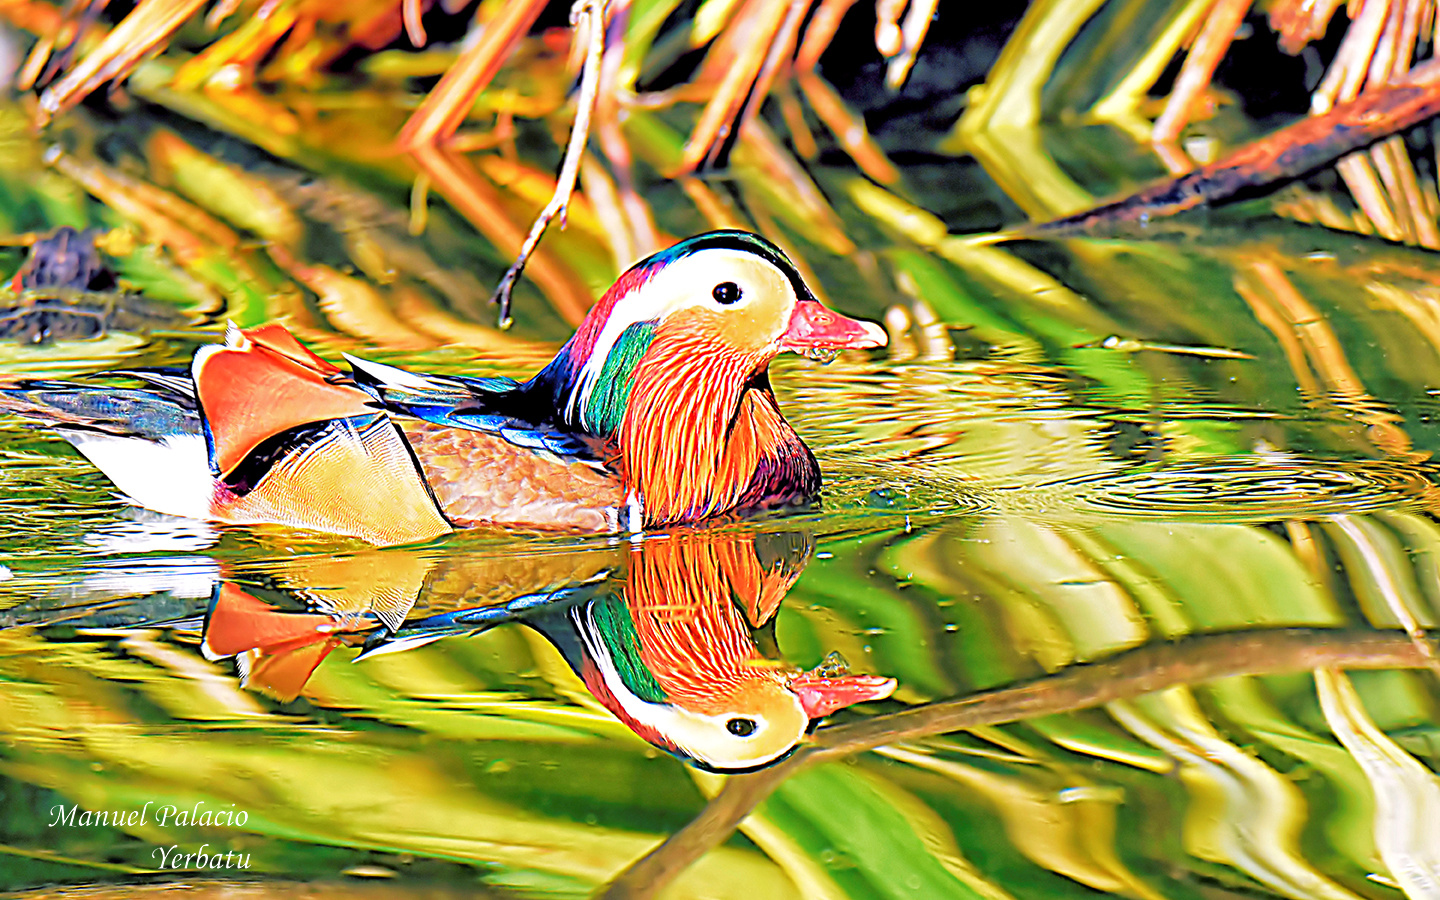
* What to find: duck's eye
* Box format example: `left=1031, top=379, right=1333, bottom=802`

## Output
left=725, top=717, right=757, bottom=737
left=712, top=282, right=742, bottom=305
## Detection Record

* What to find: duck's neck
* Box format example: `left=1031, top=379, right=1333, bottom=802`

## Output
left=616, top=338, right=819, bottom=525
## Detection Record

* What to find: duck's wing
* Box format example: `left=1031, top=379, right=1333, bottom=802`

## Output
left=342, top=354, right=593, bottom=459
left=343, top=354, right=629, bottom=531
left=193, top=323, right=380, bottom=478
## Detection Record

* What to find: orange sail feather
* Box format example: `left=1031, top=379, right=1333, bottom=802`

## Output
left=193, top=324, right=376, bottom=479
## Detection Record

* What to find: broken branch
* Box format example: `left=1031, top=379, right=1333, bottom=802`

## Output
left=1033, top=58, right=1440, bottom=235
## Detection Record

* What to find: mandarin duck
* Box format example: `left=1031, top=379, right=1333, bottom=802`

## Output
left=202, top=531, right=897, bottom=771
left=0, top=231, right=885, bottom=545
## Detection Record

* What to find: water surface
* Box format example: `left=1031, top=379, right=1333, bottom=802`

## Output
left=1, top=95, right=1439, bottom=900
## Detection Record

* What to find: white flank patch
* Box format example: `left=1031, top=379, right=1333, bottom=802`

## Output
left=65, top=432, right=213, bottom=520
left=626, top=491, right=643, bottom=533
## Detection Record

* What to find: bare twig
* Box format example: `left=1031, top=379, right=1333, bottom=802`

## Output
left=596, top=628, right=1439, bottom=900
left=490, top=0, right=608, bottom=329
left=411, top=145, right=594, bottom=326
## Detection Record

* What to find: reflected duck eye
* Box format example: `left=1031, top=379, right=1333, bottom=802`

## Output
left=725, top=717, right=757, bottom=737
left=712, top=282, right=742, bottom=305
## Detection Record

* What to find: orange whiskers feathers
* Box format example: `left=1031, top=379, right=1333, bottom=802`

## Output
left=624, top=535, right=781, bottom=713
left=617, top=314, right=791, bottom=524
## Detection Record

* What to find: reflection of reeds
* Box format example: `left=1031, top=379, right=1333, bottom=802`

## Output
left=1234, top=255, right=1418, bottom=458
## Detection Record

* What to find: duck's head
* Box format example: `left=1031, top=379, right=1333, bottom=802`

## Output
left=581, top=644, right=898, bottom=773
left=684, top=668, right=899, bottom=773
left=534, top=230, right=887, bottom=435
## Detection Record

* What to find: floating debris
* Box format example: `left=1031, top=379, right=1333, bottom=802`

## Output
left=1075, top=335, right=1255, bottom=359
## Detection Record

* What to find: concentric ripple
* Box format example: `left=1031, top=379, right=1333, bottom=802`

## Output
left=1015, top=456, right=1438, bottom=523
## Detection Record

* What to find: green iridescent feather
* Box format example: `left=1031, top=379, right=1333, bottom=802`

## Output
left=591, top=596, right=667, bottom=703
left=584, top=322, right=655, bottom=434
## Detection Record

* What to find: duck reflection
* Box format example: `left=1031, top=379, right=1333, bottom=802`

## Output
left=199, top=548, right=440, bottom=699
left=200, top=530, right=896, bottom=772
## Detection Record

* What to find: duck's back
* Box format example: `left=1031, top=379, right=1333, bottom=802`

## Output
left=397, top=418, right=625, bottom=531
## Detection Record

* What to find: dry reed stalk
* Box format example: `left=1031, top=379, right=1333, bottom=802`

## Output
left=794, top=0, right=857, bottom=70
left=1151, top=0, right=1252, bottom=143
left=883, top=0, right=938, bottom=90
left=795, top=70, right=900, bottom=184
left=677, top=0, right=792, bottom=174
left=774, top=78, right=818, bottom=159
left=397, top=0, right=548, bottom=150
left=403, top=0, right=428, bottom=47
left=36, top=0, right=209, bottom=126
left=1337, top=151, right=1405, bottom=241
left=1314, top=0, right=1392, bottom=112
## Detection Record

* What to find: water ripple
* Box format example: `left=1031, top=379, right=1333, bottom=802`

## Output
left=1015, top=456, right=1437, bottom=522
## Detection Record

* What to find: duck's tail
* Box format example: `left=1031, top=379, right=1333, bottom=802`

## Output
left=0, top=375, right=214, bottom=519
left=2, top=324, right=455, bottom=544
